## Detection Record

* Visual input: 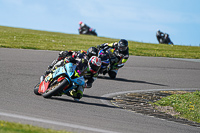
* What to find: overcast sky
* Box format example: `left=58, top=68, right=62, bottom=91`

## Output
left=0, top=0, right=200, bottom=46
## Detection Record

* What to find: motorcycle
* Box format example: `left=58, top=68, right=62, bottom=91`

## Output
left=156, top=31, right=173, bottom=45
left=97, top=48, right=112, bottom=75
left=98, top=47, right=124, bottom=78
left=78, top=27, right=97, bottom=36
left=34, top=62, right=85, bottom=99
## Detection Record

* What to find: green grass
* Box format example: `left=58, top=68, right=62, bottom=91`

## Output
left=0, top=120, right=71, bottom=133
left=0, top=25, right=200, bottom=59
left=153, top=91, right=200, bottom=123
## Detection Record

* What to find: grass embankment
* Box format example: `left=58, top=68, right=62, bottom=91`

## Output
left=0, top=26, right=200, bottom=59
left=0, top=120, right=71, bottom=133
left=154, top=91, right=200, bottom=123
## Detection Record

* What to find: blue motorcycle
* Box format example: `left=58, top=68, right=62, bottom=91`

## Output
left=34, top=62, right=85, bottom=99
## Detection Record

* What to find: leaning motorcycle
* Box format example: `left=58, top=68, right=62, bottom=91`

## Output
left=98, top=47, right=124, bottom=78
left=78, top=27, right=97, bottom=36
left=34, top=62, right=85, bottom=99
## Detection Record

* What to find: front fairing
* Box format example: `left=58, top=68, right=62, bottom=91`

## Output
left=52, top=67, right=66, bottom=78
left=64, top=63, right=76, bottom=77
left=51, top=63, right=76, bottom=79
left=71, top=76, right=85, bottom=86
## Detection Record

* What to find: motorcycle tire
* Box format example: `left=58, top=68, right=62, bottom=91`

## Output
left=108, top=70, right=117, bottom=79
left=34, top=83, right=41, bottom=95
left=42, top=79, right=69, bottom=98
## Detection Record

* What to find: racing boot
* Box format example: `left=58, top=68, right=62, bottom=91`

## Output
left=70, top=86, right=84, bottom=101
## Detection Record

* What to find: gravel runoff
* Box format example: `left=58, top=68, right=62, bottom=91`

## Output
left=101, top=88, right=200, bottom=127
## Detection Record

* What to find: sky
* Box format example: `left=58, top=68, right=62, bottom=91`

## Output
left=0, top=0, right=200, bottom=46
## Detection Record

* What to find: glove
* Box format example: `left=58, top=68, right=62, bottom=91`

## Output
left=97, top=43, right=108, bottom=49
left=113, top=42, right=118, bottom=46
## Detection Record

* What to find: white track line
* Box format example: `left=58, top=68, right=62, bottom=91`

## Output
left=0, top=112, right=119, bottom=133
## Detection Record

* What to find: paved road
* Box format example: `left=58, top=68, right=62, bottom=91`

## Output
left=0, top=48, right=200, bottom=133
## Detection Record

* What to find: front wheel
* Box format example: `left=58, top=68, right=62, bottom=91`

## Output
left=42, top=79, right=69, bottom=98
left=34, top=83, right=41, bottom=95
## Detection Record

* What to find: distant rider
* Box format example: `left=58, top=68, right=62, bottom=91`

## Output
left=97, top=39, right=129, bottom=79
left=78, top=21, right=90, bottom=34
left=156, top=30, right=173, bottom=45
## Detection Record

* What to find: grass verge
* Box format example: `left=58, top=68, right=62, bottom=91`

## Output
left=0, top=120, right=71, bottom=133
left=0, top=26, right=200, bottom=59
left=153, top=91, right=200, bottom=123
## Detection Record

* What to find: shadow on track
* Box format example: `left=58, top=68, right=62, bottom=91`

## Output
left=98, top=76, right=168, bottom=87
left=51, top=95, right=117, bottom=109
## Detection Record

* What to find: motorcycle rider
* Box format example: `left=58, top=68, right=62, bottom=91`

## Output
left=64, top=54, right=101, bottom=100
left=84, top=47, right=100, bottom=88
left=97, top=39, right=129, bottom=79
left=67, top=47, right=100, bottom=88
left=79, top=21, right=90, bottom=34
left=156, top=30, right=173, bottom=45
left=78, top=21, right=97, bottom=36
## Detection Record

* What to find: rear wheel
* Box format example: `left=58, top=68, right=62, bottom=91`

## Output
left=108, top=70, right=117, bottom=79
left=42, top=79, right=69, bottom=98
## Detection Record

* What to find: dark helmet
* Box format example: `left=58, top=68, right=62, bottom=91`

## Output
left=59, top=51, right=68, bottom=57
left=86, top=47, right=98, bottom=58
left=118, top=39, right=128, bottom=51
left=58, top=51, right=69, bottom=60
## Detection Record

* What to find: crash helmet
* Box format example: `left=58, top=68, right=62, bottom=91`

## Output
left=59, top=51, right=68, bottom=57
left=86, top=47, right=99, bottom=59
left=118, top=39, right=128, bottom=52
left=79, top=21, right=83, bottom=25
left=58, top=51, right=68, bottom=60
left=79, top=21, right=85, bottom=27
left=88, top=56, right=101, bottom=74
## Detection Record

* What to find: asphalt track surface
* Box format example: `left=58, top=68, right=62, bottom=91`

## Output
left=0, top=48, right=200, bottom=133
